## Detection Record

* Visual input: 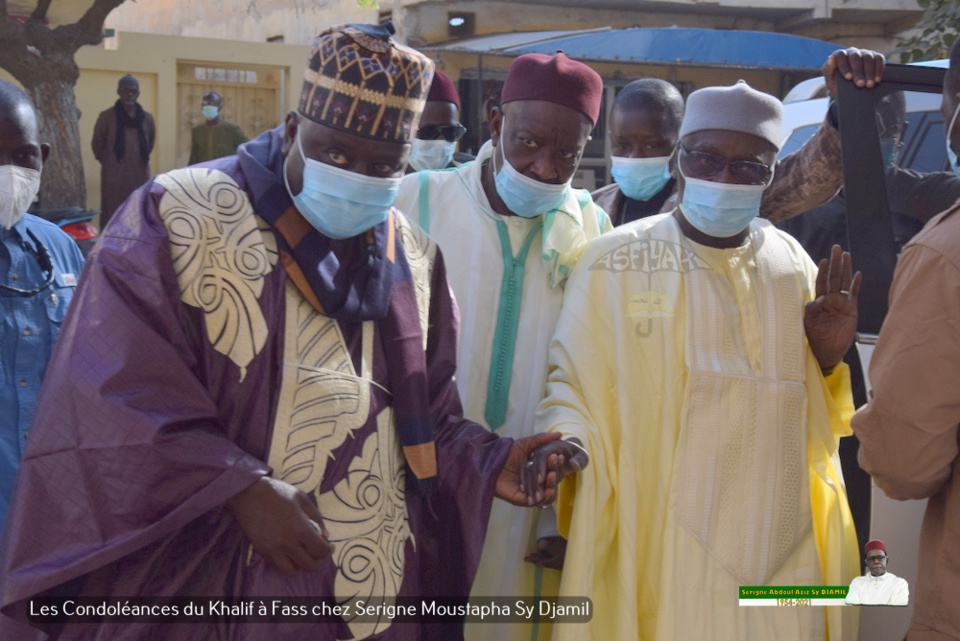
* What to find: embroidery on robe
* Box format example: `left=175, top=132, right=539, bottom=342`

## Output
left=155, top=169, right=277, bottom=380
left=269, top=284, right=411, bottom=635
left=589, top=238, right=710, bottom=274
left=626, top=290, right=675, bottom=318
left=268, top=283, right=371, bottom=493
left=321, top=408, right=411, bottom=639
left=394, top=212, right=436, bottom=347
left=675, top=222, right=810, bottom=585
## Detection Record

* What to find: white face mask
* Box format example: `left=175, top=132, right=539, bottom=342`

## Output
left=408, top=138, right=456, bottom=171
left=0, top=165, right=42, bottom=230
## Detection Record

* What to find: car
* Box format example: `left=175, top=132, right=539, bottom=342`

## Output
left=780, top=59, right=949, bottom=175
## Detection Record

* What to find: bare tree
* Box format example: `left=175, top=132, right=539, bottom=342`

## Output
left=0, top=0, right=129, bottom=210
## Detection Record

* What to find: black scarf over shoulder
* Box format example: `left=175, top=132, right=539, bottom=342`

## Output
left=113, top=100, right=151, bottom=163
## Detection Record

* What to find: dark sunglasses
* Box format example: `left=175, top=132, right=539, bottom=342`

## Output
left=417, top=123, right=467, bottom=143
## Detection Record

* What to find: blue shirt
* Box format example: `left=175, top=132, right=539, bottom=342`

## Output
left=1, top=214, right=84, bottom=529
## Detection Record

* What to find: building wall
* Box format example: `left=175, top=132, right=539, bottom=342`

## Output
left=105, top=0, right=379, bottom=44
left=2, top=32, right=309, bottom=215
left=102, top=0, right=922, bottom=54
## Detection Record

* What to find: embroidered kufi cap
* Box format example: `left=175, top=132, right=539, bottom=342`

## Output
left=298, top=22, right=434, bottom=143
left=500, top=51, right=603, bottom=125
left=427, top=71, right=460, bottom=108
left=864, top=540, right=886, bottom=554
left=680, top=80, right=783, bottom=150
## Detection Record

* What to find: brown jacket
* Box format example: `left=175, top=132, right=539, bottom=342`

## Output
left=852, top=202, right=960, bottom=641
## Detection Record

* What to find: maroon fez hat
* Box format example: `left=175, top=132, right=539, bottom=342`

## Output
left=427, top=71, right=460, bottom=108
left=864, top=540, right=886, bottom=554
left=500, top=51, right=602, bottom=125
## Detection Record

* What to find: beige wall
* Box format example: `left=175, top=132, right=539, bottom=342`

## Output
left=102, top=0, right=921, bottom=54
left=3, top=31, right=309, bottom=213
left=106, top=0, right=379, bottom=45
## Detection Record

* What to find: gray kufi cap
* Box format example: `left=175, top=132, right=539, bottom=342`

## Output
left=679, top=80, right=783, bottom=150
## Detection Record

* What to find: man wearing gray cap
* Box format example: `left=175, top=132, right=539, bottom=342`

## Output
left=531, top=80, right=862, bottom=640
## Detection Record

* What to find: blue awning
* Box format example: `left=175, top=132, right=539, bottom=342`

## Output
left=426, top=27, right=843, bottom=71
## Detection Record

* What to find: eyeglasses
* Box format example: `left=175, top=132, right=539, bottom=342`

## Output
left=865, top=555, right=887, bottom=563
left=417, top=123, right=467, bottom=143
left=678, top=143, right=773, bottom=185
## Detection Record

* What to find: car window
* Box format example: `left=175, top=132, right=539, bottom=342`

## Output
left=777, top=124, right=819, bottom=159
left=901, top=111, right=948, bottom=173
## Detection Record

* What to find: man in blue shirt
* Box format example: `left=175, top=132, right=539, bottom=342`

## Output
left=0, top=79, right=85, bottom=530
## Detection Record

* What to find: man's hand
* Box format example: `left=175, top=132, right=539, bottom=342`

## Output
left=804, top=244, right=862, bottom=372
left=226, top=476, right=334, bottom=576
left=824, top=48, right=885, bottom=96
left=497, top=432, right=563, bottom=506
left=525, top=536, right=568, bottom=571
left=520, top=436, right=589, bottom=506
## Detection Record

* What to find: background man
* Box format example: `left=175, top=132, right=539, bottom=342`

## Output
left=395, top=51, right=608, bottom=641
left=91, top=74, right=155, bottom=229
left=406, top=71, right=467, bottom=172
left=188, top=90, right=249, bottom=165
left=846, top=541, right=910, bottom=606
left=533, top=80, right=862, bottom=640
left=0, top=24, right=568, bottom=641
left=850, top=36, right=960, bottom=640
left=593, top=50, right=884, bottom=228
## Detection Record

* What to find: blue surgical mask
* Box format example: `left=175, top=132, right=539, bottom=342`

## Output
left=611, top=155, right=672, bottom=201
left=880, top=139, right=899, bottom=173
left=679, top=165, right=770, bottom=238
left=493, top=119, right=571, bottom=218
left=947, top=102, right=960, bottom=181
left=202, top=105, right=220, bottom=120
left=409, top=138, right=456, bottom=171
left=284, top=131, right=401, bottom=239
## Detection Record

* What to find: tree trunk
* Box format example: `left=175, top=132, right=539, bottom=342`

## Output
left=1, top=0, right=132, bottom=211
left=28, top=79, right=87, bottom=211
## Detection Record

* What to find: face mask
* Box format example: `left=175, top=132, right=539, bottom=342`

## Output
left=408, top=138, right=456, bottom=172
left=0, top=165, right=42, bottom=230
left=284, top=131, right=401, bottom=239
left=611, top=155, right=672, bottom=201
left=493, top=118, right=571, bottom=218
left=880, top=139, right=899, bottom=173
left=679, top=165, right=770, bottom=238
left=946, top=101, right=960, bottom=181
left=202, top=105, right=220, bottom=120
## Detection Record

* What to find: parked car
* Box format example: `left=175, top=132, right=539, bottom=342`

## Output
left=779, top=59, right=949, bottom=174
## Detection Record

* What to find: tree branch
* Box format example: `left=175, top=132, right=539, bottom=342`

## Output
left=31, top=0, right=53, bottom=21
left=0, top=16, right=41, bottom=85
left=74, top=0, right=129, bottom=46
left=24, top=0, right=129, bottom=56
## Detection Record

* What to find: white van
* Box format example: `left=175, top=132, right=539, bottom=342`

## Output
left=779, top=59, right=949, bottom=174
